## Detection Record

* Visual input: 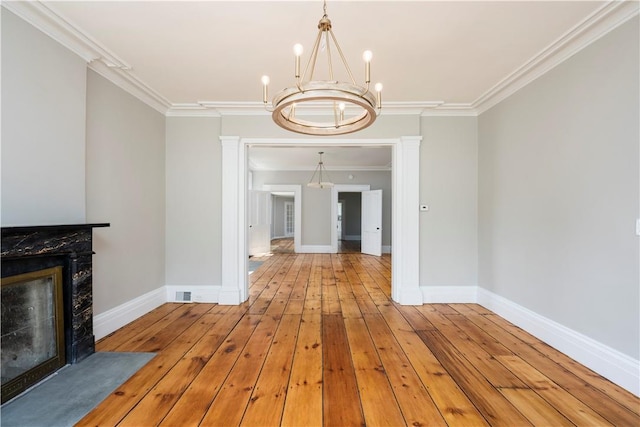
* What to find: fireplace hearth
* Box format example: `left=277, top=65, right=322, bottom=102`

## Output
left=1, top=223, right=109, bottom=403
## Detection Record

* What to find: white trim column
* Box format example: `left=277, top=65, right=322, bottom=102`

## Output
left=219, top=136, right=247, bottom=304
left=393, top=136, right=423, bottom=304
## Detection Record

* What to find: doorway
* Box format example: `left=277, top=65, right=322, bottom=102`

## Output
left=219, top=136, right=422, bottom=305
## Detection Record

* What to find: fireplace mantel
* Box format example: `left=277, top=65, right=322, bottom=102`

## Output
left=1, top=223, right=109, bottom=365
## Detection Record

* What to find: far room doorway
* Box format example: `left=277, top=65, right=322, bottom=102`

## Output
left=220, top=136, right=422, bottom=306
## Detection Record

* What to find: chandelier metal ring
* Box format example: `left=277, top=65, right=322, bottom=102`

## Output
left=272, top=82, right=377, bottom=135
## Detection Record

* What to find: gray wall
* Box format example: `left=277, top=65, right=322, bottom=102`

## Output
left=252, top=170, right=392, bottom=246
left=340, top=192, right=362, bottom=238
left=478, top=19, right=639, bottom=358
left=165, top=117, right=223, bottom=288
left=420, top=116, right=478, bottom=287
left=86, top=71, right=166, bottom=314
left=1, top=10, right=87, bottom=225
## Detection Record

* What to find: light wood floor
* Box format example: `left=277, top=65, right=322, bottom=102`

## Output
left=80, top=253, right=639, bottom=426
left=265, top=238, right=362, bottom=255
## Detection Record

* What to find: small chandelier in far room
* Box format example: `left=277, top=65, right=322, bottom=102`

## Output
left=307, top=152, right=334, bottom=189
left=261, top=0, right=383, bottom=136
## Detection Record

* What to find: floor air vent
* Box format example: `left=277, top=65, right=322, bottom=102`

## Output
left=175, top=291, right=192, bottom=302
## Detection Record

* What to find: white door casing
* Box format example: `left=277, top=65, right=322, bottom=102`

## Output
left=361, top=189, right=382, bottom=256
left=220, top=136, right=422, bottom=305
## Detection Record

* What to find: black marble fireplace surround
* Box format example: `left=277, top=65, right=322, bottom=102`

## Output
left=1, top=224, right=109, bottom=369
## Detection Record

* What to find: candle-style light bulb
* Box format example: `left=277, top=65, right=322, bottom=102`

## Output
left=261, top=75, right=270, bottom=103
left=374, top=82, right=383, bottom=109
left=294, top=43, right=303, bottom=78
left=363, top=50, right=372, bottom=84
left=339, top=102, right=345, bottom=121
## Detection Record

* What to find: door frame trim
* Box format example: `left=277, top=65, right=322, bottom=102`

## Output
left=219, top=136, right=422, bottom=305
left=331, top=185, right=370, bottom=253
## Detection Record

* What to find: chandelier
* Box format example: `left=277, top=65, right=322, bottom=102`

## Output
left=307, top=152, right=334, bottom=188
left=261, top=1, right=382, bottom=136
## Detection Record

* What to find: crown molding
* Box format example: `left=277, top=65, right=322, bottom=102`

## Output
left=165, top=101, right=476, bottom=117
left=165, top=104, right=222, bottom=118
left=88, top=60, right=171, bottom=115
left=2, top=1, right=171, bottom=114
left=473, top=0, right=640, bottom=114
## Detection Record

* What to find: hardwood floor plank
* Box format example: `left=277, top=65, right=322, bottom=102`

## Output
left=159, top=313, right=261, bottom=427
left=377, top=303, right=489, bottom=426
left=499, top=387, right=574, bottom=426
left=77, top=306, right=229, bottom=426
left=418, top=330, right=532, bottom=426
left=486, top=311, right=640, bottom=418
left=393, top=303, right=437, bottom=332
left=283, top=297, right=304, bottom=315
left=322, top=314, right=365, bottom=427
left=96, top=303, right=182, bottom=352
left=198, top=299, right=287, bottom=426
left=531, top=339, right=640, bottom=417
left=497, top=355, right=614, bottom=426
left=467, top=313, right=640, bottom=426
left=241, top=314, right=301, bottom=426
left=363, top=313, right=447, bottom=426
left=420, top=309, right=527, bottom=388
left=116, top=304, right=200, bottom=352
left=343, top=316, right=406, bottom=426
left=281, top=313, right=323, bottom=427
left=119, top=312, right=243, bottom=426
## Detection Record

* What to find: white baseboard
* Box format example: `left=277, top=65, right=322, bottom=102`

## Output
left=343, top=235, right=361, bottom=241
left=382, top=245, right=392, bottom=254
left=420, top=285, right=478, bottom=303
left=478, top=287, right=640, bottom=397
left=165, top=285, right=221, bottom=303
left=93, top=287, right=166, bottom=340
left=298, top=245, right=333, bottom=253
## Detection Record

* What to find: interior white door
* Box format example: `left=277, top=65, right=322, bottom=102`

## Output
left=361, top=189, right=382, bottom=256
left=248, top=190, right=272, bottom=256
left=284, top=201, right=294, bottom=237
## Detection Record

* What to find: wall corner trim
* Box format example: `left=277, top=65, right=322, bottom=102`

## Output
left=478, top=287, right=640, bottom=396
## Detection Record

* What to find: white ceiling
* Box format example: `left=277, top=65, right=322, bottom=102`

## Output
left=38, top=0, right=609, bottom=109
left=10, top=0, right=628, bottom=169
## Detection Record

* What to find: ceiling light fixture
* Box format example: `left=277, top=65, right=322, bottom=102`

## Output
left=307, top=152, right=334, bottom=188
left=261, top=0, right=382, bottom=136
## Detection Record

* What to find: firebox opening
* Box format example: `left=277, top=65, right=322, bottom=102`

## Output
left=1, top=266, right=66, bottom=403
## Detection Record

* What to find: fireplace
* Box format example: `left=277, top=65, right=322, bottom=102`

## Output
left=1, top=223, right=108, bottom=403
